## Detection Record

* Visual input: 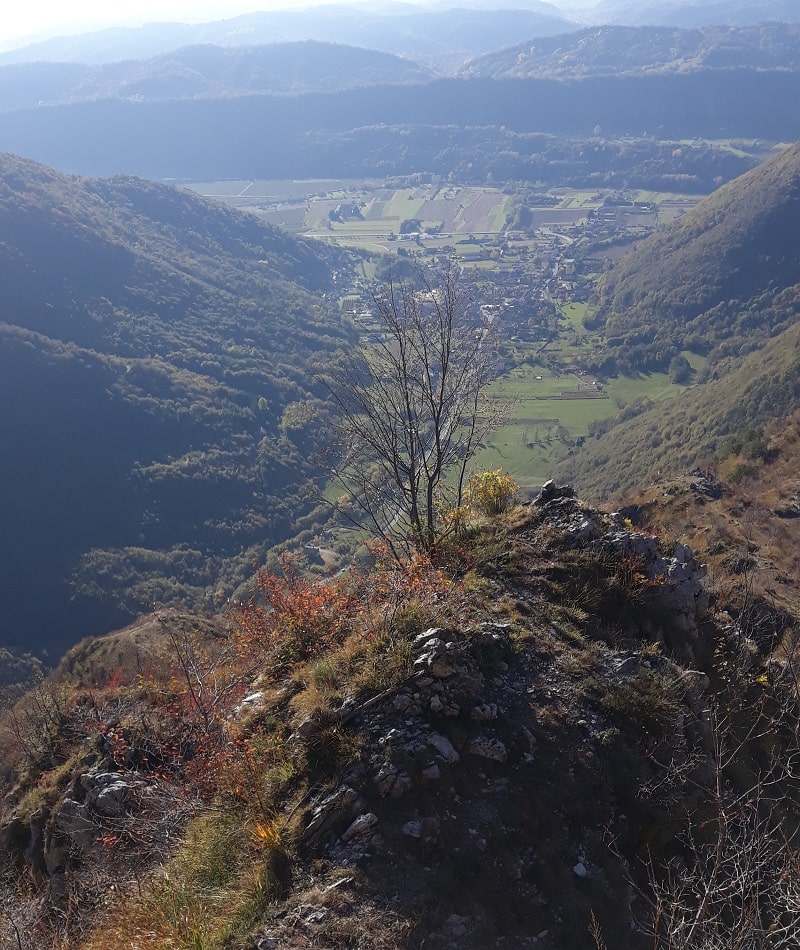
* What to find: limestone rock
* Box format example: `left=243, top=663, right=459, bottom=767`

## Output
left=342, top=813, right=378, bottom=841
left=535, top=480, right=576, bottom=505
left=234, top=690, right=265, bottom=717
left=81, top=771, right=140, bottom=818
left=468, top=736, right=507, bottom=763
left=427, top=732, right=460, bottom=763
left=303, top=785, right=364, bottom=846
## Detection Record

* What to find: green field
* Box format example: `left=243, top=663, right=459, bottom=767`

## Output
left=192, top=180, right=517, bottom=245
left=476, top=360, right=683, bottom=493
left=561, top=302, right=589, bottom=330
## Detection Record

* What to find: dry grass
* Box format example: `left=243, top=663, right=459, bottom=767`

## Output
left=83, top=812, right=290, bottom=950
left=252, top=873, right=416, bottom=950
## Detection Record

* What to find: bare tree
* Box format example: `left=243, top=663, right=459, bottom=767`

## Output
left=640, top=708, right=800, bottom=949
left=328, top=265, right=501, bottom=556
left=622, top=621, right=800, bottom=949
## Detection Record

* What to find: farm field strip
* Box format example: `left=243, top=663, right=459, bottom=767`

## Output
left=193, top=180, right=521, bottom=239
left=482, top=359, right=686, bottom=492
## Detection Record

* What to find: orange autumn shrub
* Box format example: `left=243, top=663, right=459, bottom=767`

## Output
left=235, top=556, right=362, bottom=664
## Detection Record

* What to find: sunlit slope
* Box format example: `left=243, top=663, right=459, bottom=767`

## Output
left=595, top=141, right=800, bottom=372
left=460, top=23, right=800, bottom=79
left=557, top=320, right=800, bottom=499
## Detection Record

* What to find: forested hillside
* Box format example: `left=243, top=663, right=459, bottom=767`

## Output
left=598, top=0, right=800, bottom=28
left=460, top=22, right=800, bottom=78
left=557, top=319, right=800, bottom=499
left=0, top=72, right=797, bottom=180
left=591, top=141, right=800, bottom=374
left=0, top=153, right=358, bottom=656
left=0, top=42, right=435, bottom=113
left=549, top=141, right=800, bottom=497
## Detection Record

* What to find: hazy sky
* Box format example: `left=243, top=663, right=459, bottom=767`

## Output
left=0, top=0, right=587, bottom=51
left=0, top=1, right=343, bottom=49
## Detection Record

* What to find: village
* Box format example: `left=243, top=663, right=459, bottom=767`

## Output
left=189, top=175, right=702, bottom=491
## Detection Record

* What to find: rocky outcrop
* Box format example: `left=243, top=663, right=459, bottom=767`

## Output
left=1, top=754, right=146, bottom=907
left=533, top=481, right=710, bottom=659
left=257, top=489, right=720, bottom=948
left=2, top=485, right=732, bottom=949
left=300, top=624, right=516, bottom=856
left=282, top=597, right=715, bottom=947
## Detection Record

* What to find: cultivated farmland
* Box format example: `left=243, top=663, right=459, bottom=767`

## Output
left=188, top=176, right=703, bottom=496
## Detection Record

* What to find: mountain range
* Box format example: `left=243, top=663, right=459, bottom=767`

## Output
left=8, top=0, right=800, bottom=70
left=2, top=18, right=800, bottom=184
left=0, top=5, right=575, bottom=70
left=459, top=22, right=800, bottom=78
left=4, top=23, right=798, bottom=116
left=0, top=42, right=435, bottom=113
left=581, top=0, right=800, bottom=27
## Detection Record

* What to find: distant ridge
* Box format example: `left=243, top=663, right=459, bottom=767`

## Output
left=0, top=5, right=575, bottom=70
left=0, top=42, right=435, bottom=113
left=588, top=0, right=800, bottom=28
left=1, top=72, right=798, bottom=180
left=460, top=23, right=800, bottom=79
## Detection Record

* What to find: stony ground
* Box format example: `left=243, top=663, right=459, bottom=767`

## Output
left=3, top=480, right=799, bottom=949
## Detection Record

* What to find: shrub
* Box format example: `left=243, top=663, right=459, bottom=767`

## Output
left=468, top=469, right=518, bottom=516
left=234, top=556, right=361, bottom=665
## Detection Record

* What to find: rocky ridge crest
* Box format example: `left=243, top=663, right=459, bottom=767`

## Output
left=3, top=482, right=791, bottom=949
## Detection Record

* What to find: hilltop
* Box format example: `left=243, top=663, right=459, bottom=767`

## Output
left=0, top=153, right=359, bottom=658
left=2, top=477, right=799, bottom=948
left=0, top=43, right=435, bottom=113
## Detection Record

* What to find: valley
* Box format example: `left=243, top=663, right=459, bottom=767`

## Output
left=5, top=7, right=800, bottom=948
left=0, top=133, right=786, bottom=653
left=188, top=174, right=709, bottom=491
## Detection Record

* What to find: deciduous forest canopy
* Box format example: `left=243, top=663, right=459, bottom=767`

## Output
left=0, top=153, right=359, bottom=654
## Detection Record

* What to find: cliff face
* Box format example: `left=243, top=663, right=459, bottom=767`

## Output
left=1, top=483, right=798, bottom=950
